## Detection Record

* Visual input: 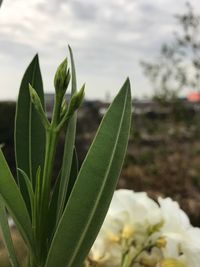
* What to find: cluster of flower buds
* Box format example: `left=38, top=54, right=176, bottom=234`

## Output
left=29, top=54, right=85, bottom=131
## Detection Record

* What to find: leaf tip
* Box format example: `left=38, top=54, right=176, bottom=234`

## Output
left=125, top=77, right=131, bottom=88
left=33, top=53, right=39, bottom=62
left=68, top=44, right=72, bottom=51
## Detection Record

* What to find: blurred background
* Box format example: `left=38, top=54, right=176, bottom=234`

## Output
left=1, top=0, right=200, bottom=231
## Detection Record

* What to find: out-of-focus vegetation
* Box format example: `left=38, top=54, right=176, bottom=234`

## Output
left=141, top=2, right=200, bottom=101
left=121, top=103, right=200, bottom=227
left=137, top=2, right=200, bottom=226
left=0, top=227, right=26, bottom=267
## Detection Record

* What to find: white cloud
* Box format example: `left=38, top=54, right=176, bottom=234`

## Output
left=0, top=0, right=200, bottom=100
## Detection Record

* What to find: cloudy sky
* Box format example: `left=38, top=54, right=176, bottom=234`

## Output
left=0, top=0, right=200, bottom=101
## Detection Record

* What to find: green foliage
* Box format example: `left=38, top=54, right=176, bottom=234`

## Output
left=0, top=102, right=15, bottom=144
left=0, top=150, right=33, bottom=250
left=56, top=46, right=78, bottom=224
left=45, top=79, right=131, bottom=267
left=15, top=55, right=45, bottom=200
left=0, top=47, right=132, bottom=267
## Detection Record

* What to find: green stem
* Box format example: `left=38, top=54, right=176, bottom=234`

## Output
left=41, top=131, right=58, bottom=207
left=36, top=96, right=61, bottom=264
left=39, top=130, right=58, bottom=260
left=27, top=252, right=39, bottom=267
left=129, top=243, right=154, bottom=267
left=121, top=253, right=132, bottom=267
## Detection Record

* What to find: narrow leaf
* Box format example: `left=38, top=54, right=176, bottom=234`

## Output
left=33, top=166, right=41, bottom=242
left=0, top=202, right=20, bottom=267
left=15, top=55, right=45, bottom=199
left=65, top=148, right=79, bottom=203
left=0, top=149, right=33, bottom=249
left=47, top=173, right=61, bottom=244
left=17, top=168, right=34, bottom=217
left=45, top=79, right=132, bottom=267
left=56, top=47, right=78, bottom=223
left=48, top=148, right=78, bottom=242
left=68, top=45, right=77, bottom=93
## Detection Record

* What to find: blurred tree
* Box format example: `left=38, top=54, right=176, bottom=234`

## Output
left=141, top=2, right=200, bottom=101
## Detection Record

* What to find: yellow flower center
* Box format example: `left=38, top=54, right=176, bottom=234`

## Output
left=159, top=258, right=185, bottom=267
left=108, top=232, right=120, bottom=243
left=122, top=225, right=134, bottom=239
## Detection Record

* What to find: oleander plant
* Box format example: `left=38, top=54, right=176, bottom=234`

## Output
left=0, top=47, right=132, bottom=267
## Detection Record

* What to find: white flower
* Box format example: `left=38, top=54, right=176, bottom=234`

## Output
left=158, top=197, right=200, bottom=267
left=88, top=189, right=162, bottom=266
left=109, top=189, right=162, bottom=227
left=87, top=191, right=200, bottom=267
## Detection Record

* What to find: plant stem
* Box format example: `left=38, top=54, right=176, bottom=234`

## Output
left=121, top=253, right=132, bottom=267
left=36, top=96, right=61, bottom=264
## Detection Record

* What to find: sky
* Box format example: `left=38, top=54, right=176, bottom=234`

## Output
left=0, top=0, right=200, bottom=101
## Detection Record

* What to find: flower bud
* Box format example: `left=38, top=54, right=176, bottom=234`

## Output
left=68, top=84, right=85, bottom=116
left=29, top=84, right=50, bottom=129
left=56, top=84, right=85, bottom=131
left=29, top=84, right=44, bottom=113
left=155, top=237, right=167, bottom=248
left=54, top=58, right=70, bottom=98
left=60, top=98, right=68, bottom=119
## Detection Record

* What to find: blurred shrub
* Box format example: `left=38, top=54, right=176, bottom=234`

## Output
left=0, top=102, right=15, bottom=145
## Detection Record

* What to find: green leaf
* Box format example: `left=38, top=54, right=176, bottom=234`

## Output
left=17, top=168, right=34, bottom=218
left=0, top=202, right=20, bottom=267
left=56, top=46, right=78, bottom=223
left=65, top=148, right=79, bottom=203
left=46, top=174, right=61, bottom=245
left=45, top=78, right=132, bottom=267
left=68, top=45, right=77, bottom=93
left=48, top=148, right=78, bottom=243
left=32, top=166, right=41, bottom=242
left=15, top=55, right=45, bottom=199
left=0, top=149, right=33, bottom=250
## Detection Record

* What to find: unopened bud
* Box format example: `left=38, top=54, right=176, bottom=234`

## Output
left=156, top=237, right=167, bottom=248
left=68, top=84, right=85, bottom=116
left=29, top=84, right=50, bottom=129
left=148, top=221, right=164, bottom=235
left=56, top=84, right=85, bottom=131
left=60, top=98, right=68, bottom=119
left=29, top=84, right=43, bottom=112
left=54, top=58, right=70, bottom=97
